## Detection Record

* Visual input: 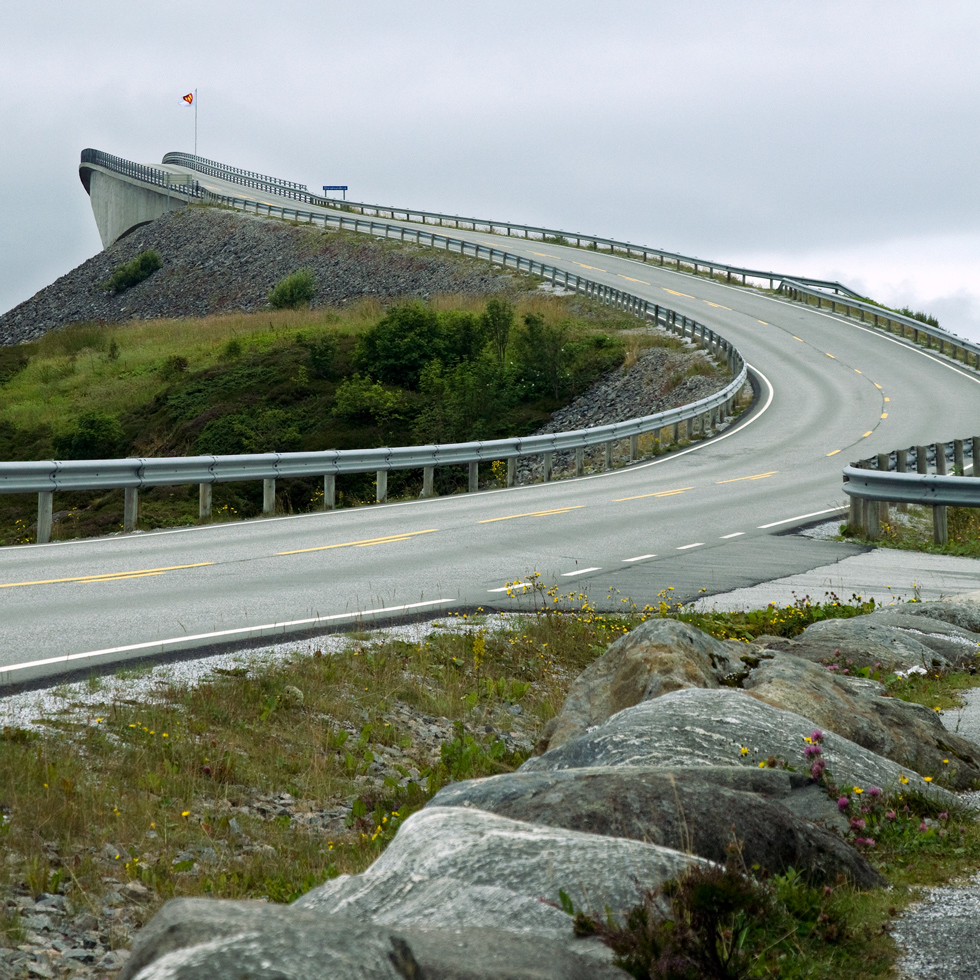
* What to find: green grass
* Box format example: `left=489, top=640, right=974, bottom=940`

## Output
left=842, top=506, right=980, bottom=559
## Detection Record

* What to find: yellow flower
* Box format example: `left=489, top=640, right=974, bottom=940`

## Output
left=900, top=775, right=910, bottom=784
left=181, top=810, right=190, bottom=817
left=924, top=776, right=933, bottom=783
left=758, top=761, right=765, bottom=768
left=162, top=733, right=168, bottom=738
left=943, top=759, right=949, bottom=764
left=853, top=787, right=863, bottom=794
left=740, top=746, right=749, bottom=756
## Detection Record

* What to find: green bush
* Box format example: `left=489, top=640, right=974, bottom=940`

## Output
left=332, top=374, right=403, bottom=427
left=53, top=411, right=124, bottom=460
left=195, top=408, right=301, bottom=456
left=105, top=249, right=162, bottom=294
left=268, top=269, right=316, bottom=309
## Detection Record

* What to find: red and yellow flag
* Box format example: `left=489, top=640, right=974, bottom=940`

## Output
left=182, top=93, right=194, bottom=105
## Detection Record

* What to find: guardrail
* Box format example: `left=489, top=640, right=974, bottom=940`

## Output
left=159, top=149, right=863, bottom=297
left=79, top=149, right=203, bottom=199
left=781, top=279, right=980, bottom=372
left=843, top=437, right=980, bottom=544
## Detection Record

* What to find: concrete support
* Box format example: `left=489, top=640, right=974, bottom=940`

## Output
left=261, top=479, right=276, bottom=515
left=199, top=483, right=212, bottom=519
left=506, top=458, right=517, bottom=488
left=374, top=471, right=387, bottom=504
left=629, top=435, right=639, bottom=462
left=543, top=452, right=553, bottom=482
left=575, top=447, right=585, bottom=477
left=422, top=466, right=435, bottom=498
left=323, top=474, right=336, bottom=510
left=124, top=487, right=139, bottom=532
left=37, top=491, right=53, bottom=544
left=468, top=461, right=479, bottom=492
left=604, top=442, right=613, bottom=471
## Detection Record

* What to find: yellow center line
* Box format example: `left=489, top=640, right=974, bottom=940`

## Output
left=574, top=262, right=605, bottom=271
left=614, top=487, right=694, bottom=502
left=854, top=369, right=862, bottom=374
left=704, top=301, right=732, bottom=310
left=862, top=431, right=873, bottom=438
left=874, top=383, right=883, bottom=389
left=478, top=506, right=584, bottom=524
left=715, top=471, right=778, bottom=484
left=827, top=449, right=842, bottom=456
left=84, top=572, right=170, bottom=583
left=884, top=397, right=890, bottom=402
left=663, top=288, right=695, bottom=299
left=529, top=251, right=558, bottom=259
left=758, top=320, right=768, bottom=325
left=793, top=336, right=803, bottom=342
left=825, top=352, right=835, bottom=358
left=278, top=530, right=437, bottom=555
left=618, top=274, right=649, bottom=284
left=881, top=412, right=888, bottom=419
left=0, top=562, right=215, bottom=590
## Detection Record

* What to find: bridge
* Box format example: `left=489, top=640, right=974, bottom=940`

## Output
left=0, top=149, right=977, bottom=687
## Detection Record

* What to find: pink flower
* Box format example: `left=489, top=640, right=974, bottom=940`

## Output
left=810, top=760, right=826, bottom=779
left=885, top=811, right=896, bottom=821
left=810, top=730, right=824, bottom=743
left=850, top=818, right=867, bottom=830
left=827, top=664, right=839, bottom=671
left=919, top=822, right=928, bottom=832
left=838, top=797, right=850, bottom=812
left=938, top=812, right=948, bottom=820
left=868, top=786, right=882, bottom=798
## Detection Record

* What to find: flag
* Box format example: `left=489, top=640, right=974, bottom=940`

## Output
left=182, top=93, right=194, bottom=105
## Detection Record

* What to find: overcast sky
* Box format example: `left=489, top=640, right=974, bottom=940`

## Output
left=3, top=1, right=978, bottom=338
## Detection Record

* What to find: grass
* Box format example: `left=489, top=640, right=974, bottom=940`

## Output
left=842, top=506, right=980, bottom=559
left=4, top=589, right=977, bottom=975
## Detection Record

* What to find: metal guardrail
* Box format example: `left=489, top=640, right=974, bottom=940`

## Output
left=162, top=152, right=308, bottom=197
left=79, top=149, right=203, bottom=199
left=843, top=437, right=980, bottom=544
left=160, top=150, right=863, bottom=298
left=781, top=280, right=980, bottom=369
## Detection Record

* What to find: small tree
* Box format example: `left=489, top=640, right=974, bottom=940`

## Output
left=268, top=268, right=316, bottom=309
left=482, top=299, right=514, bottom=370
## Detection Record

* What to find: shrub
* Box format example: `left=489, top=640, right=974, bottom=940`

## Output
left=105, top=249, right=162, bottom=293
left=53, top=411, right=125, bottom=460
left=332, top=374, right=403, bottom=427
left=268, top=268, right=316, bottom=309
left=306, top=335, right=337, bottom=379
left=195, top=408, right=302, bottom=456
left=354, top=303, right=446, bottom=388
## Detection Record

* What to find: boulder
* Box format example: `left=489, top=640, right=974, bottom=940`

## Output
left=542, top=618, right=750, bottom=751
left=889, top=599, right=980, bottom=640
left=753, top=618, right=953, bottom=673
left=520, top=688, right=957, bottom=805
left=743, top=653, right=980, bottom=788
left=297, top=806, right=708, bottom=929
left=867, top=611, right=980, bottom=665
left=117, top=900, right=420, bottom=980
left=429, top=766, right=882, bottom=887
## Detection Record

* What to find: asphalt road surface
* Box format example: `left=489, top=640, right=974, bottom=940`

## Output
left=2, top=166, right=978, bottom=685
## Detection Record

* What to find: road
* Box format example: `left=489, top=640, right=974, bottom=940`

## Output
left=2, top=163, right=979, bottom=685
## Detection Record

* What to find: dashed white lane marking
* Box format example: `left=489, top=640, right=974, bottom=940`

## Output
left=676, top=543, right=704, bottom=550
left=757, top=506, right=845, bottom=529
left=487, top=582, right=532, bottom=593
left=623, top=554, right=657, bottom=562
left=720, top=532, right=744, bottom=539
left=561, top=567, right=601, bottom=577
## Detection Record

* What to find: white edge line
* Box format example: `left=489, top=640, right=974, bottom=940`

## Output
left=622, top=554, right=656, bottom=562
left=757, top=506, right=845, bottom=529
left=720, top=532, right=744, bottom=538
left=561, top=567, right=601, bottom=577
left=0, top=599, right=454, bottom=680
left=487, top=582, right=533, bottom=593
left=676, top=543, right=704, bottom=550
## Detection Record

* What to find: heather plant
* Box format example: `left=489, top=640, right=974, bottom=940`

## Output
left=268, top=268, right=316, bottom=309
left=104, top=249, right=162, bottom=293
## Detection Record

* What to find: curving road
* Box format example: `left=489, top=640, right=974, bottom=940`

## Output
left=2, top=161, right=979, bottom=686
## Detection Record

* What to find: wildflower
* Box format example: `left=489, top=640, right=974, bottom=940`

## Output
left=938, top=812, right=948, bottom=820
left=850, top=818, right=867, bottom=830
left=837, top=797, right=850, bottom=812
left=900, top=775, right=910, bottom=784
left=868, top=786, right=882, bottom=798
left=853, top=786, right=863, bottom=794
left=943, top=759, right=949, bottom=765
left=810, top=729, right=824, bottom=743
left=740, top=746, right=749, bottom=756
left=181, top=810, right=190, bottom=818
left=885, top=811, right=896, bottom=821
left=924, top=776, right=933, bottom=783
left=919, top=822, right=928, bottom=832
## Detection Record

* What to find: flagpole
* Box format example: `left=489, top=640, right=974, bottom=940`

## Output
left=194, top=89, right=198, bottom=160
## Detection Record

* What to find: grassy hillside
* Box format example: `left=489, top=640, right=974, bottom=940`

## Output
left=0, top=292, right=710, bottom=544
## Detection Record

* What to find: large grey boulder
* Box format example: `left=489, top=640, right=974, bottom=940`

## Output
left=867, top=611, right=980, bottom=665
left=541, top=618, right=750, bottom=751
left=429, top=766, right=882, bottom=887
left=754, top=617, right=956, bottom=673
left=117, top=900, right=420, bottom=980
left=520, top=688, right=956, bottom=804
left=297, top=806, right=707, bottom=929
left=743, top=653, right=980, bottom=788
left=881, top=601, right=980, bottom=643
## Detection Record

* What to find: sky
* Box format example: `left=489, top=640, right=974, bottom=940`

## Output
left=2, top=1, right=979, bottom=338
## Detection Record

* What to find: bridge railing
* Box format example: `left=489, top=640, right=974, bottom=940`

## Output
left=843, top=437, right=980, bottom=544
left=5, top=180, right=750, bottom=543
left=79, top=149, right=203, bottom=198
left=162, top=151, right=309, bottom=197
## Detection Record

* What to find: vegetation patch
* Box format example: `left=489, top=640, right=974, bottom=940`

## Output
left=104, top=249, right=162, bottom=294
left=842, top=506, right=980, bottom=558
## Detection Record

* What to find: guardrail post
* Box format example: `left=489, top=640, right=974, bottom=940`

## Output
left=935, top=442, right=948, bottom=476
left=916, top=446, right=928, bottom=476
left=543, top=452, right=553, bottom=482
left=199, top=484, right=212, bottom=519
left=671, top=422, right=680, bottom=444
left=686, top=418, right=694, bottom=441
left=954, top=439, right=965, bottom=474
left=866, top=499, right=880, bottom=541
left=323, top=474, right=336, bottom=510
left=376, top=471, right=388, bottom=503
left=422, top=466, right=435, bottom=498
left=895, top=449, right=908, bottom=513
left=973, top=436, right=980, bottom=476
left=37, top=491, right=53, bottom=544
left=848, top=489, right=864, bottom=533
left=934, top=506, right=949, bottom=545
left=629, top=435, right=638, bottom=462
left=262, top=479, right=276, bottom=515
left=506, top=458, right=517, bottom=487
left=604, top=442, right=613, bottom=471
left=124, top=488, right=139, bottom=532
left=875, top=454, right=891, bottom=524
left=575, top=447, right=585, bottom=477
left=468, top=461, right=479, bottom=492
